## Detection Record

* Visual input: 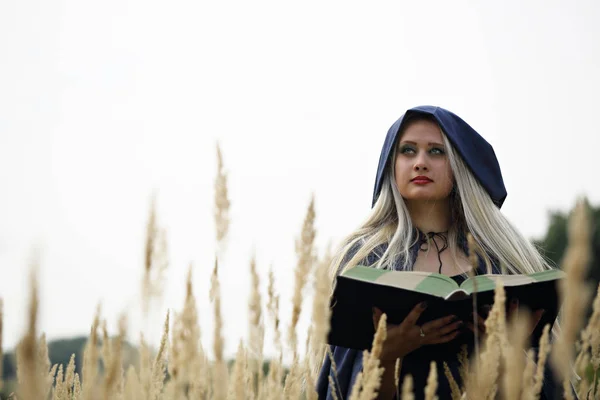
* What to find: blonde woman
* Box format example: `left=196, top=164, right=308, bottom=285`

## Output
left=316, top=106, right=564, bottom=399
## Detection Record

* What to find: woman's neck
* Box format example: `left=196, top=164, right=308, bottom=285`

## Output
left=406, top=199, right=452, bottom=233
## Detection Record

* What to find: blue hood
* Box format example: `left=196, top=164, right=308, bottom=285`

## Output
left=372, top=105, right=507, bottom=208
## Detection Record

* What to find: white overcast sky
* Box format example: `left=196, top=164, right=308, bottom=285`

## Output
left=1, top=0, right=599, bottom=360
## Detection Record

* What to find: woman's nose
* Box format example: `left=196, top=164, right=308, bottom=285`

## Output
left=413, top=155, right=429, bottom=171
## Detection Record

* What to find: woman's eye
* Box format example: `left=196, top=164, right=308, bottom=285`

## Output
left=399, top=146, right=415, bottom=154
left=430, top=147, right=445, bottom=155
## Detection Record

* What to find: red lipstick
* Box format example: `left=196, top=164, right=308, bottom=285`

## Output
left=411, top=176, right=433, bottom=184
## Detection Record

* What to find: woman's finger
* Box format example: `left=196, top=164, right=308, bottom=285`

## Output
left=466, top=322, right=475, bottom=333
left=434, top=319, right=463, bottom=336
left=401, top=301, right=428, bottom=327
left=529, top=309, right=545, bottom=336
left=427, top=329, right=461, bottom=344
left=421, top=315, right=457, bottom=332
left=509, top=298, right=519, bottom=316
left=467, top=322, right=485, bottom=336
left=471, top=312, right=486, bottom=332
left=372, top=307, right=383, bottom=329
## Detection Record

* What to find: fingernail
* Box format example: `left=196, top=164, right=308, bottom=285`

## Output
left=420, top=301, right=428, bottom=309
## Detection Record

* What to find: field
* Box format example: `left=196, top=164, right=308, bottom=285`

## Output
left=1, top=146, right=599, bottom=400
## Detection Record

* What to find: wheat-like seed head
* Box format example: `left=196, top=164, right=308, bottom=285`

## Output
left=265, top=355, right=284, bottom=400
left=149, top=311, right=169, bottom=400
left=574, top=283, right=600, bottom=386
left=401, top=374, right=414, bottom=400
left=248, top=253, right=265, bottom=393
left=142, top=193, right=169, bottom=316
left=100, top=320, right=111, bottom=378
left=348, top=314, right=387, bottom=400
left=288, top=196, right=316, bottom=354
left=103, top=315, right=126, bottom=400
left=73, top=372, right=81, bottom=399
left=82, top=306, right=100, bottom=400
left=53, top=364, right=66, bottom=400
left=457, top=344, right=468, bottom=393
left=532, top=324, right=552, bottom=399
left=288, top=195, right=317, bottom=357
left=144, top=193, right=157, bottom=275
left=443, top=361, right=461, bottom=400
left=47, top=363, right=58, bottom=397
left=267, top=267, right=282, bottom=355
left=228, top=340, right=246, bottom=400
left=124, top=365, right=141, bottom=400
left=519, top=349, right=537, bottom=400
left=283, top=356, right=302, bottom=400
left=588, top=290, right=600, bottom=373
left=308, top=244, right=333, bottom=380
left=423, top=362, right=438, bottom=400
left=501, top=309, right=529, bottom=400
left=142, top=194, right=169, bottom=316
left=214, top=142, right=231, bottom=253
left=139, top=333, right=152, bottom=398
left=328, top=375, right=340, bottom=400
left=62, top=353, right=76, bottom=399
left=395, top=358, right=402, bottom=398
left=304, top=354, right=318, bottom=400
left=211, top=258, right=228, bottom=400
left=552, top=198, right=593, bottom=389
left=16, top=264, right=45, bottom=400
left=465, top=282, right=506, bottom=400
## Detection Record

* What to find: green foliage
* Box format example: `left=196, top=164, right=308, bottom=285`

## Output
left=1, top=335, right=88, bottom=396
left=534, top=211, right=569, bottom=268
left=534, top=200, right=600, bottom=325
left=535, top=201, right=600, bottom=283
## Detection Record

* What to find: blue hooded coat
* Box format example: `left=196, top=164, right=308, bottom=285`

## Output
left=316, top=106, right=566, bottom=399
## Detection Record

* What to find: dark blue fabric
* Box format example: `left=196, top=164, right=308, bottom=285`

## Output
left=372, top=105, right=507, bottom=209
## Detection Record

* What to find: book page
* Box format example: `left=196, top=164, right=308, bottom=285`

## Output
left=375, top=271, right=459, bottom=298
left=443, top=289, right=471, bottom=301
left=459, top=269, right=566, bottom=295
left=345, top=267, right=459, bottom=298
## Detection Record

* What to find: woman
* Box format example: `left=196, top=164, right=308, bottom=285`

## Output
left=316, top=106, right=563, bottom=399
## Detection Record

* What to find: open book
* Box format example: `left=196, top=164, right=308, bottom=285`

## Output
left=327, top=266, right=565, bottom=351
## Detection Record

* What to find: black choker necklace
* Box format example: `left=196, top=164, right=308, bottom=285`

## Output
left=418, top=231, right=449, bottom=274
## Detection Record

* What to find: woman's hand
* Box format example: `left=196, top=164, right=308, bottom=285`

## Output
left=372, top=302, right=463, bottom=363
left=467, top=298, right=545, bottom=338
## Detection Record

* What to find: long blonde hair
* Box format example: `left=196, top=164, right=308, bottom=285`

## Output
left=329, top=116, right=552, bottom=280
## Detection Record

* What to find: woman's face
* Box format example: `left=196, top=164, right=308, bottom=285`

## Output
left=394, top=119, right=454, bottom=203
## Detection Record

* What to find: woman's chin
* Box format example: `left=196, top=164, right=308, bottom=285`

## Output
left=402, top=193, right=451, bottom=203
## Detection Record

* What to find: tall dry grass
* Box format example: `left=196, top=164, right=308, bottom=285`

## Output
left=214, top=141, right=230, bottom=257
left=5, top=150, right=600, bottom=400
left=142, top=193, right=169, bottom=316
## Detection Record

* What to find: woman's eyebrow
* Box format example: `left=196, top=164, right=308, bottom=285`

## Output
left=399, top=140, right=445, bottom=147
